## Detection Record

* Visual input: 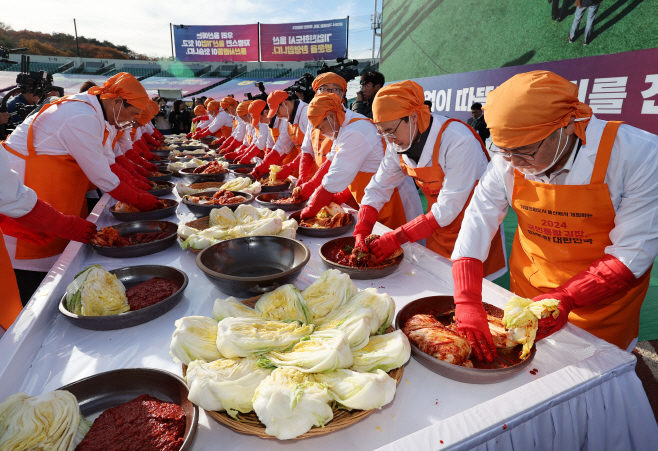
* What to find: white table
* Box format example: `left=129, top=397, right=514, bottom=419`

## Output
left=1, top=189, right=657, bottom=451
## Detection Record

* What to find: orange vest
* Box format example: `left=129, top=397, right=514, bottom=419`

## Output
left=399, top=118, right=506, bottom=277
left=509, top=121, right=651, bottom=349
left=282, top=113, right=305, bottom=168
left=2, top=97, right=100, bottom=259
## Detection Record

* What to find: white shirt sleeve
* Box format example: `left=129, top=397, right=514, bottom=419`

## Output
left=274, top=121, right=294, bottom=155
left=209, top=113, right=230, bottom=134
left=254, top=123, right=269, bottom=150
left=300, top=122, right=314, bottom=156
left=361, top=146, right=409, bottom=212
left=321, top=129, right=373, bottom=194
left=144, top=123, right=154, bottom=133
left=0, top=148, right=37, bottom=217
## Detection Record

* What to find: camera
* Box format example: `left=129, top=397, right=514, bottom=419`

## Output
left=317, top=58, right=360, bottom=84
left=286, top=73, right=315, bottom=103
left=244, top=82, right=268, bottom=102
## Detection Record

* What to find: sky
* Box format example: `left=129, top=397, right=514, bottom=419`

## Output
left=2, top=0, right=381, bottom=60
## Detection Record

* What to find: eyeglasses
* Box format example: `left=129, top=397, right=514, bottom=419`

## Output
left=377, top=119, right=403, bottom=139
left=317, top=87, right=343, bottom=95
left=488, top=138, right=546, bottom=161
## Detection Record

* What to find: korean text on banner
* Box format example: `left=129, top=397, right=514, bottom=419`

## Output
left=260, top=19, right=347, bottom=62
left=174, top=24, right=259, bottom=62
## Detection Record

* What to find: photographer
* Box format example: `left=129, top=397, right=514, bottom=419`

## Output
left=153, top=97, right=171, bottom=135
left=6, top=90, right=41, bottom=125
left=168, top=100, right=190, bottom=134
left=351, top=71, right=385, bottom=119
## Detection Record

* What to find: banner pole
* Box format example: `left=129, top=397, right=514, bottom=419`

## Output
left=346, top=16, right=349, bottom=58
left=170, top=23, right=175, bottom=61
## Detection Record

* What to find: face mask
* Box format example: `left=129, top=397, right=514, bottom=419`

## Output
left=323, top=116, right=338, bottom=140
left=389, top=119, right=417, bottom=154
left=515, top=127, right=569, bottom=176
left=114, top=102, right=132, bottom=130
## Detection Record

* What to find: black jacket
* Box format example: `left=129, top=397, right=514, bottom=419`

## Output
left=351, top=98, right=373, bottom=119
left=467, top=115, right=490, bottom=142
left=169, top=109, right=190, bottom=133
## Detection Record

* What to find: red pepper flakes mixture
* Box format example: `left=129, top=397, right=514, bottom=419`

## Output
left=126, top=277, right=180, bottom=311
left=76, top=394, right=186, bottom=451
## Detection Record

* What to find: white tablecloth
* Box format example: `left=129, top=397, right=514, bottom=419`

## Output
left=1, top=189, right=657, bottom=451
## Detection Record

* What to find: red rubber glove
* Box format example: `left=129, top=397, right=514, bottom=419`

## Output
left=253, top=149, right=285, bottom=178
left=0, top=215, right=54, bottom=245
left=371, top=212, right=440, bottom=262
left=192, top=115, right=209, bottom=124
left=297, top=152, right=314, bottom=186
left=133, top=139, right=149, bottom=155
left=533, top=254, right=636, bottom=341
left=223, top=151, right=239, bottom=161
left=10, top=199, right=97, bottom=244
left=108, top=182, right=160, bottom=211
left=194, top=128, right=212, bottom=139
left=219, top=136, right=235, bottom=150
left=142, top=150, right=158, bottom=161
left=239, top=144, right=261, bottom=164
left=332, top=187, right=353, bottom=206
left=452, top=258, right=497, bottom=363
left=153, top=129, right=164, bottom=139
left=125, top=149, right=157, bottom=171
left=186, top=132, right=193, bottom=138
left=353, top=205, right=378, bottom=252
left=224, top=139, right=242, bottom=153
left=300, top=186, right=335, bottom=219
left=143, top=133, right=159, bottom=147
left=275, top=163, right=292, bottom=180
left=116, top=155, right=136, bottom=172
left=215, top=135, right=227, bottom=146
left=298, top=159, right=332, bottom=199
left=110, top=163, right=151, bottom=192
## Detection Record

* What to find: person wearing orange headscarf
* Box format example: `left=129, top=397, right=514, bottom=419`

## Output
left=190, top=105, right=209, bottom=133
left=220, top=99, right=249, bottom=154
left=192, top=100, right=232, bottom=142
left=451, top=70, right=658, bottom=361
left=231, top=100, right=270, bottom=164
left=2, top=72, right=158, bottom=295
left=292, top=92, right=423, bottom=229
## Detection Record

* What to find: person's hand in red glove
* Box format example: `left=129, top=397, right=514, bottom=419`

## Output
left=297, top=152, right=314, bottom=186
left=296, top=159, right=332, bottom=200
left=133, top=179, right=153, bottom=191
left=186, top=133, right=193, bottom=138
left=353, top=205, right=377, bottom=252
left=452, top=258, right=497, bottom=362
left=0, top=215, right=54, bottom=245
left=300, top=186, right=334, bottom=220
left=332, top=188, right=353, bottom=206
left=275, top=164, right=292, bottom=180
left=223, top=151, right=239, bottom=160
left=7, top=200, right=97, bottom=244
left=532, top=254, right=636, bottom=341
left=370, top=212, right=440, bottom=263
left=239, top=145, right=260, bottom=164
left=109, top=182, right=159, bottom=212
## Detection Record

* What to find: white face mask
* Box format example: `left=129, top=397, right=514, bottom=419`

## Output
left=323, top=116, right=338, bottom=140
left=388, top=119, right=417, bottom=154
left=515, top=127, right=569, bottom=176
left=114, top=102, right=132, bottom=130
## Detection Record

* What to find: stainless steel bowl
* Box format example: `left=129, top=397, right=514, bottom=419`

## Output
left=147, top=181, right=175, bottom=197
left=58, top=265, right=188, bottom=330
left=229, top=168, right=256, bottom=181
left=147, top=170, right=173, bottom=182
left=58, top=368, right=198, bottom=450
left=109, top=199, right=178, bottom=222
left=256, top=192, right=307, bottom=212
left=259, top=175, right=293, bottom=193
left=291, top=211, right=355, bottom=238
left=174, top=144, right=207, bottom=151
left=395, top=296, right=536, bottom=384
left=151, top=150, right=171, bottom=158
left=196, top=236, right=310, bottom=297
left=180, top=167, right=229, bottom=184
left=182, top=190, right=253, bottom=217
left=319, top=236, right=403, bottom=280
left=90, top=221, right=177, bottom=258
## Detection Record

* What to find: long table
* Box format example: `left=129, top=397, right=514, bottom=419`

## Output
left=1, top=187, right=657, bottom=451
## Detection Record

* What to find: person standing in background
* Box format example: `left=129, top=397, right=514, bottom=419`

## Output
left=351, top=71, right=385, bottom=119
left=467, top=103, right=490, bottom=142
left=153, top=97, right=171, bottom=135
left=569, top=0, right=603, bottom=46
left=168, top=100, right=190, bottom=134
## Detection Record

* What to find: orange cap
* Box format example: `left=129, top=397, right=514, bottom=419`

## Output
left=248, top=99, right=267, bottom=127
left=267, top=90, right=289, bottom=119
left=207, top=100, right=221, bottom=113
left=135, top=99, right=159, bottom=125
left=372, top=80, right=431, bottom=133
left=88, top=72, right=149, bottom=110
left=204, top=97, right=214, bottom=108
left=312, top=73, right=347, bottom=93
left=307, top=93, right=345, bottom=128
left=236, top=100, right=253, bottom=117
left=484, top=70, right=592, bottom=147
left=220, top=96, right=238, bottom=110
left=194, top=105, right=206, bottom=116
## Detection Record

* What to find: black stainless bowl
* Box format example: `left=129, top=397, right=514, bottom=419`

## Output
left=109, top=199, right=178, bottom=222
left=151, top=149, right=171, bottom=157
left=148, top=158, right=165, bottom=164
left=58, top=368, right=198, bottom=450
left=58, top=265, right=188, bottom=330
left=197, top=236, right=310, bottom=297
left=258, top=177, right=293, bottom=193
left=291, top=211, right=355, bottom=238
left=256, top=192, right=307, bottom=212
left=174, top=144, right=207, bottom=151
left=198, top=136, right=216, bottom=143
left=182, top=190, right=253, bottom=217
left=147, top=170, right=173, bottom=182
left=147, top=181, right=175, bottom=197
left=228, top=163, right=256, bottom=171
left=319, top=236, right=403, bottom=280
left=90, top=221, right=177, bottom=258
left=229, top=168, right=256, bottom=181
left=180, top=167, right=229, bottom=184
left=395, top=296, right=536, bottom=384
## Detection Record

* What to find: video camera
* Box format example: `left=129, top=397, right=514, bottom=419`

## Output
left=286, top=58, right=361, bottom=104
left=245, top=81, right=268, bottom=102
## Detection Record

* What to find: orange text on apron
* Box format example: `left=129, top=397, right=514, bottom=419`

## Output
left=0, top=231, right=23, bottom=329
left=399, top=118, right=506, bottom=277
left=509, top=121, right=650, bottom=350
left=2, top=97, right=97, bottom=259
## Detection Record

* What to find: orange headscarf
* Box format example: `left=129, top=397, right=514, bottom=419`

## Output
left=207, top=100, right=221, bottom=113
left=220, top=97, right=238, bottom=110
left=248, top=99, right=267, bottom=127
left=236, top=100, right=252, bottom=117
left=312, top=73, right=347, bottom=93
left=307, top=93, right=345, bottom=128
left=484, top=70, right=592, bottom=147
left=194, top=105, right=206, bottom=116
left=372, top=80, right=431, bottom=133
left=88, top=72, right=149, bottom=110
left=204, top=97, right=214, bottom=108
left=267, top=90, right=289, bottom=119
left=135, top=99, right=159, bottom=125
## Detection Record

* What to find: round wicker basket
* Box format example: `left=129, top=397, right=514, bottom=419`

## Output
left=182, top=296, right=404, bottom=439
